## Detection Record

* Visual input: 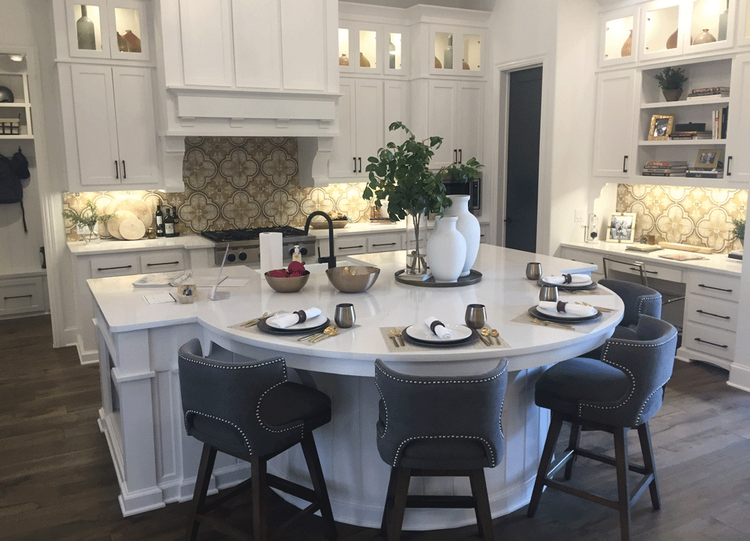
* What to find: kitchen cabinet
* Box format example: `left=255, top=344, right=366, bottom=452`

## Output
left=0, top=70, right=32, bottom=141
left=338, top=21, right=408, bottom=76
left=739, top=0, right=750, bottom=47
left=316, top=230, right=405, bottom=259
left=61, top=0, right=150, bottom=61
left=0, top=272, right=48, bottom=319
left=427, top=80, right=484, bottom=168
left=599, top=4, right=638, bottom=67
left=429, top=26, right=485, bottom=76
left=62, top=64, right=158, bottom=190
left=725, top=53, right=750, bottom=186
left=592, top=70, right=637, bottom=178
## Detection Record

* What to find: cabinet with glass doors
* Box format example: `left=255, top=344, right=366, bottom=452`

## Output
left=338, top=22, right=407, bottom=76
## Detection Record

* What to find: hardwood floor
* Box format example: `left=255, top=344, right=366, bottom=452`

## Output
left=2, top=315, right=750, bottom=540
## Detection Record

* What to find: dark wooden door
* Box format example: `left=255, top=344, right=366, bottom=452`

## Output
left=504, top=66, right=542, bottom=253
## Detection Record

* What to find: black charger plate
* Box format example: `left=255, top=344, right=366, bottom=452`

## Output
left=528, top=306, right=601, bottom=323
left=401, top=326, right=479, bottom=347
left=257, top=316, right=330, bottom=335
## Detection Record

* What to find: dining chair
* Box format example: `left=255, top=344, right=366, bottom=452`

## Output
left=178, top=338, right=337, bottom=541
left=527, top=314, right=678, bottom=541
left=374, top=358, right=508, bottom=541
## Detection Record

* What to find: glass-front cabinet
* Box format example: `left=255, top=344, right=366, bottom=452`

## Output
left=429, top=26, right=484, bottom=76
left=65, top=0, right=149, bottom=60
left=600, top=6, right=638, bottom=66
left=740, top=0, right=750, bottom=46
left=687, top=0, right=733, bottom=53
left=641, top=1, right=681, bottom=61
left=338, top=22, right=407, bottom=75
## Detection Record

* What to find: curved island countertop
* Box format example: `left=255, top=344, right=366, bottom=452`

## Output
left=88, top=245, right=623, bottom=527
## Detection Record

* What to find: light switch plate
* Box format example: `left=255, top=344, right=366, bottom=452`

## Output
left=574, top=209, right=585, bottom=222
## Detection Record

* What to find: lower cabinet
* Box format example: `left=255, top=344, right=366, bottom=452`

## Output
left=317, top=231, right=405, bottom=259
left=0, top=273, right=48, bottom=319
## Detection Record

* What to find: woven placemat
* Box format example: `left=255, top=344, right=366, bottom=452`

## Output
left=229, top=320, right=354, bottom=347
left=379, top=327, right=510, bottom=352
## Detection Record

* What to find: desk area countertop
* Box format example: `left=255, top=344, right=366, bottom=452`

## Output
left=88, top=245, right=623, bottom=526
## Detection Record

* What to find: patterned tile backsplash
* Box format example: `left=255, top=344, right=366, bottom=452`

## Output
left=616, top=184, right=747, bottom=253
left=62, top=137, right=373, bottom=241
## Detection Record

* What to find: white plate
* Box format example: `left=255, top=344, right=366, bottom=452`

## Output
left=541, top=275, right=592, bottom=287
left=404, top=323, right=473, bottom=343
left=267, top=313, right=328, bottom=330
left=537, top=305, right=597, bottom=319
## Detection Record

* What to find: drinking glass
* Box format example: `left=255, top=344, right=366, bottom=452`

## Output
left=526, top=262, right=542, bottom=280
left=539, top=285, right=559, bottom=302
left=464, top=304, right=487, bottom=329
left=334, top=303, right=356, bottom=328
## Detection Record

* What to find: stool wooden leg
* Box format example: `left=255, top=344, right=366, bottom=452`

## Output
left=528, top=411, right=564, bottom=518
left=637, top=422, right=661, bottom=510
left=251, top=455, right=268, bottom=541
left=380, top=466, right=400, bottom=536
left=614, top=427, right=631, bottom=541
left=386, top=468, right=411, bottom=541
left=469, top=469, right=495, bottom=541
left=186, top=444, right=216, bottom=541
left=564, top=422, right=582, bottom=480
left=301, top=433, right=338, bottom=539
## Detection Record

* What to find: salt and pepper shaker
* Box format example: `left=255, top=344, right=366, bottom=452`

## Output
left=526, top=262, right=542, bottom=280
left=334, top=303, right=356, bottom=328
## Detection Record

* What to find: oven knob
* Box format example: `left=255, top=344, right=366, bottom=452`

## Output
left=227, top=253, right=236, bottom=262
left=300, top=247, right=308, bottom=256
left=238, top=252, right=247, bottom=261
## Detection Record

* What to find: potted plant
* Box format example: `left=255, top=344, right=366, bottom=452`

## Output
left=363, top=122, right=482, bottom=275
left=732, top=217, right=745, bottom=248
left=654, top=66, right=688, bottom=102
left=63, top=201, right=116, bottom=243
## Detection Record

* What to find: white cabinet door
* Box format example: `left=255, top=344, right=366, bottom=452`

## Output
left=70, top=64, right=120, bottom=186
left=726, top=54, right=750, bottom=187
left=428, top=80, right=458, bottom=168
left=179, top=0, right=233, bottom=86
left=384, top=80, right=410, bottom=144
left=592, top=70, right=636, bottom=178
left=280, top=0, right=327, bottom=91
left=329, top=80, right=357, bottom=178
left=428, top=80, right=484, bottom=168
left=112, top=67, right=158, bottom=186
left=233, top=0, right=281, bottom=89
left=456, top=81, right=484, bottom=166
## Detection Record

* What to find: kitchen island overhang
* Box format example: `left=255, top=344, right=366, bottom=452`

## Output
left=89, top=246, right=623, bottom=528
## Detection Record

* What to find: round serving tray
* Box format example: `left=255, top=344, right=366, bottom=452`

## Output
left=394, top=269, right=482, bottom=288
left=528, top=306, right=601, bottom=323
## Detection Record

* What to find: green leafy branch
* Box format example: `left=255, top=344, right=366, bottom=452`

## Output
left=63, top=201, right=116, bottom=229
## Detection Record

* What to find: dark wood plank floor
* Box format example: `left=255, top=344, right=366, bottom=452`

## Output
left=2, top=315, right=750, bottom=540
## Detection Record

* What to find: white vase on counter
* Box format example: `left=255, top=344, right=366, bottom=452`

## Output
left=444, top=195, right=480, bottom=276
left=426, top=216, right=466, bottom=283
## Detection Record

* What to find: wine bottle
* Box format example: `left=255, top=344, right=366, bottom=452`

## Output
left=164, top=208, right=175, bottom=238
left=77, top=6, right=96, bottom=51
left=155, top=205, right=165, bottom=237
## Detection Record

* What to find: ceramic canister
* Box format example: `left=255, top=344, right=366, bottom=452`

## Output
left=426, top=216, right=466, bottom=283
left=444, top=195, right=480, bottom=276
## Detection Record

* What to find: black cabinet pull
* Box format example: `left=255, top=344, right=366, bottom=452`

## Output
left=114, top=161, right=119, bottom=179
left=4, top=294, right=33, bottom=300
left=146, top=261, right=180, bottom=267
left=358, top=157, right=362, bottom=173
left=352, top=157, right=357, bottom=173
left=698, top=283, right=733, bottom=293
left=727, top=156, right=733, bottom=176
left=694, top=337, right=728, bottom=349
left=622, top=155, right=628, bottom=173
left=372, top=242, right=397, bottom=247
left=696, top=309, right=730, bottom=320
left=97, top=265, right=133, bottom=271
left=453, top=149, right=457, bottom=164
left=458, top=148, right=462, bottom=164
left=122, top=160, right=126, bottom=179
left=337, top=244, right=364, bottom=250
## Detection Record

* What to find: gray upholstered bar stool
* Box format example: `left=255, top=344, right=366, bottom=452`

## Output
left=374, top=358, right=508, bottom=541
left=178, top=338, right=337, bottom=541
left=527, top=315, right=678, bottom=541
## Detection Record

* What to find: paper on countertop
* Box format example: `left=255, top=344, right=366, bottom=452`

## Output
left=143, top=292, right=176, bottom=305
left=132, top=271, right=191, bottom=287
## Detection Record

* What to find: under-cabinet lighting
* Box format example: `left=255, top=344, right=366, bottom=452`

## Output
left=8, top=54, right=24, bottom=62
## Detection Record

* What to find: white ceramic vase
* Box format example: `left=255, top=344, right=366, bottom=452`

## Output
left=444, top=195, right=480, bottom=276
left=426, top=216, right=466, bottom=283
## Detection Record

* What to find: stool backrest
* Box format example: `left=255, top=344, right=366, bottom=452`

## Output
left=599, top=278, right=662, bottom=328
left=374, top=359, right=508, bottom=468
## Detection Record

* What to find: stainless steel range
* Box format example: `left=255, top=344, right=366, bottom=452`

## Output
left=201, top=227, right=316, bottom=266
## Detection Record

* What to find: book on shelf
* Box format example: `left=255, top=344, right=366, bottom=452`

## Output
left=687, top=92, right=729, bottom=100
left=641, top=171, right=686, bottom=177
left=685, top=169, right=724, bottom=178
left=689, top=86, right=730, bottom=94
left=644, top=161, right=687, bottom=168
left=712, top=107, right=728, bottom=139
left=668, top=131, right=713, bottom=140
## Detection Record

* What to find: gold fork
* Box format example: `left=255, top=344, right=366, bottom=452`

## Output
left=311, top=327, right=339, bottom=343
left=388, top=328, right=401, bottom=347
left=529, top=315, right=575, bottom=331
left=394, top=328, right=405, bottom=347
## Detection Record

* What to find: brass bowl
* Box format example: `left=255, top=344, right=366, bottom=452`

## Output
left=326, top=266, right=380, bottom=293
left=264, top=271, right=310, bottom=293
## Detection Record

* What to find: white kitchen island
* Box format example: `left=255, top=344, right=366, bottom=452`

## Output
left=89, top=245, right=623, bottom=529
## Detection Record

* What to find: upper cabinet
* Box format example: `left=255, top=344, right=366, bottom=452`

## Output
left=337, top=22, right=408, bottom=76
left=738, top=0, right=750, bottom=46
left=429, top=26, right=485, bottom=77
left=0, top=57, right=33, bottom=143
left=61, top=0, right=151, bottom=61
left=599, top=5, right=638, bottom=67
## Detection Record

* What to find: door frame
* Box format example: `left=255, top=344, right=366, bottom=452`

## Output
left=493, top=56, right=550, bottom=251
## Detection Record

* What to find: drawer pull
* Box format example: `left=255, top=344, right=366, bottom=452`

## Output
left=337, top=244, right=364, bottom=250
left=694, top=337, right=728, bottom=349
left=146, top=261, right=180, bottom=267
left=698, top=283, right=733, bottom=293
left=629, top=266, right=657, bottom=275
left=4, top=294, right=33, bottom=300
left=97, top=265, right=133, bottom=271
left=695, top=309, right=730, bottom=320
left=372, top=242, right=397, bottom=247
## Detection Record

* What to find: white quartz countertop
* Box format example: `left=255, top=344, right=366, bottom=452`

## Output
left=88, top=245, right=623, bottom=375
left=560, top=241, right=742, bottom=277
left=68, top=235, right=215, bottom=255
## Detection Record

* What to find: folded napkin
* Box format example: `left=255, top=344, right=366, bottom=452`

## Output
left=424, top=317, right=453, bottom=340
left=542, top=273, right=591, bottom=285
left=267, top=307, right=322, bottom=328
left=538, top=301, right=596, bottom=317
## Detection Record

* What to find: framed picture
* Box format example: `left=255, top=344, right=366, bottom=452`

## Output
left=606, top=212, right=637, bottom=243
left=694, top=148, right=723, bottom=169
left=648, top=114, right=675, bottom=141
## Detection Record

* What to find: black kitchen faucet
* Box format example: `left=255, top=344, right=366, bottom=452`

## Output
left=304, top=211, right=337, bottom=269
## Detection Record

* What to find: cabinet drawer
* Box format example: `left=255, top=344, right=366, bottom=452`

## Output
left=686, top=271, right=741, bottom=302
left=682, top=322, right=736, bottom=362
left=0, top=277, right=45, bottom=317
left=367, top=233, right=402, bottom=253
left=334, top=237, right=367, bottom=255
left=90, top=254, right=139, bottom=277
left=685, top=295, right=739, bottom=332
left=140, top=250, right=185, bottom=273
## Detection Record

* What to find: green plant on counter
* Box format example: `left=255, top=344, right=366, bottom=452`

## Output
left=654, top=66, right=688, bottom=90
left=63, top=201, right=116, bottom=241
left=732, top=217, right=745, bottom=242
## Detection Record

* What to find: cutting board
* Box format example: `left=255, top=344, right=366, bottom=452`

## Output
left=658, top=242, right=713, bottom=254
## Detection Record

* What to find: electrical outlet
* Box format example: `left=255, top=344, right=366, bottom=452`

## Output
left=574, top=209, right=585, bottom=223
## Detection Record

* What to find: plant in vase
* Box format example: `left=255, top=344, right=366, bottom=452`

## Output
left=732, top=217, right=745, bottom=249
left=363, top=121, right=482, bottom=276
left=63, top=201, right=116, bottom=243
left=654, top=66, right=687, bottom=102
